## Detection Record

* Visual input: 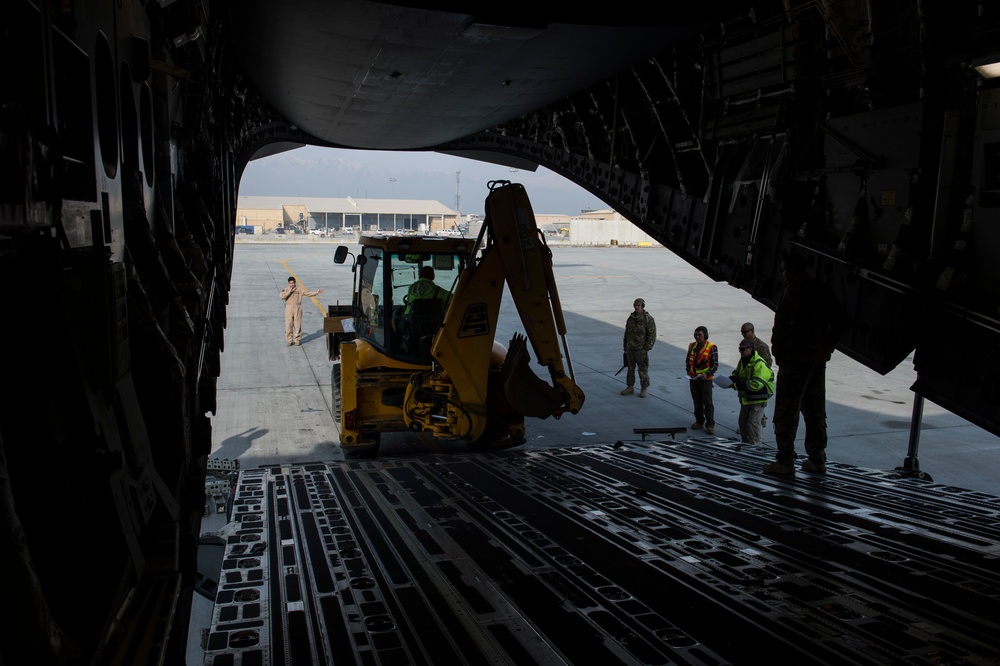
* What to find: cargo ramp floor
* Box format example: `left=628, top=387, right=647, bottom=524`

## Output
left=203, top=437, right=1000, bottom=665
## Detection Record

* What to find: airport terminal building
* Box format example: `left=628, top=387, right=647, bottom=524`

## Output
left=236, top=195, right=461, bottom=234
left=236, top=195, right=662, bottom=246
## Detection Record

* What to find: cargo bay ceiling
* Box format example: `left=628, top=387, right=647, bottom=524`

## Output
left=224, top=0, right=1000, bottom=437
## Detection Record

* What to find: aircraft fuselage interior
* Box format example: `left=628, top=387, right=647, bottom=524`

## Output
left=3, top=0, right=999, bottom=662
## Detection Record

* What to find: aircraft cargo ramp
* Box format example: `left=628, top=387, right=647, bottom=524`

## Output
left=204, top=437, right=1000, bottom=665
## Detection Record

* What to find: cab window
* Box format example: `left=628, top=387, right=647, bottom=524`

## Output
left=356, top=248, right=385, bottom=348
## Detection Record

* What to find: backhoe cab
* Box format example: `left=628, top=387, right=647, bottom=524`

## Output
left=329, top=181, right=585, bottom=457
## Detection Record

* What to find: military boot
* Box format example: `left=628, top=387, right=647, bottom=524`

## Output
left=620, top=386, right=634, bottom=395
left=639, top=387, right=647, bottom=398
left=801, top=458, right=826, bottom=473
left=762, top=460, right=795, bottom=475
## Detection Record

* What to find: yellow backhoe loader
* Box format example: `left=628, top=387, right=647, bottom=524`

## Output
left=327, top=181, right=585, bottom=457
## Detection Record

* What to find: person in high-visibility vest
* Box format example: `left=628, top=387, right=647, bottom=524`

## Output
left=686, top=326, right=718, bottom=434
left=739, top=322, right=772, bottom=433
left=400, top=266, right=450, bottom=355
left=729, top=340, right=775, bottom=445
left=404, top=266, right=449, bottom=315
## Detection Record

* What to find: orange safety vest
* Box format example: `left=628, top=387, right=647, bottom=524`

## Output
left=687, top=341, right=716, bottom=376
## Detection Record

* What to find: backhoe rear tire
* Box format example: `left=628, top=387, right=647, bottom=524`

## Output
left=343, top=433, right=380, bottom=459
left=332, top=361, right=342, bottom=418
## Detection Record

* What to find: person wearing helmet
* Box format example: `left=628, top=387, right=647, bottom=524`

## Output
left=620, top=298, right=656, bottom=398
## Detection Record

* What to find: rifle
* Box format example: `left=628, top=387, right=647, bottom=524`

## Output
left=614, top=351, right=627, bottom=376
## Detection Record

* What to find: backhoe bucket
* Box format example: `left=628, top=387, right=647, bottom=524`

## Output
left=499, top=333, right=565, bottom=418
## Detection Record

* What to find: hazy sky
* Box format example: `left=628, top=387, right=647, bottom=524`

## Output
left=237, top=145, right=606, bottom=216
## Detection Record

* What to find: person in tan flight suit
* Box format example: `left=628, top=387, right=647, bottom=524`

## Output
left=280, top=276, right=323, bottom=346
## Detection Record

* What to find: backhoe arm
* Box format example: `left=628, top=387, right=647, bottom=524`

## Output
left=402, top=181, right=585, bottom=444
left=485, top=182, right=585, bottom=419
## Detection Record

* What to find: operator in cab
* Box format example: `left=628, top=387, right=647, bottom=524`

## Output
left=400, top=265, right=450, bottom=356
left=404, top=266, right=449, bottom=315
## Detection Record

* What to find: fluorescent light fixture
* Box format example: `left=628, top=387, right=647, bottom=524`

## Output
left=972, top=55, right=1000, bottom=79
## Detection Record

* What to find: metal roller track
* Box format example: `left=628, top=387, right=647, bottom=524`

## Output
left=205, top=438, right=1000, bottom=665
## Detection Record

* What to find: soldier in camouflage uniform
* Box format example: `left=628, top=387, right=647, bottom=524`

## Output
left=621, top=298, right=656, bottom=398
left=763, top=253, right=848, bottom=476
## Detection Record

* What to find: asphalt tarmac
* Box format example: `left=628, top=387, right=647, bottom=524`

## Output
left=210, top=239, right=999, bottom=495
